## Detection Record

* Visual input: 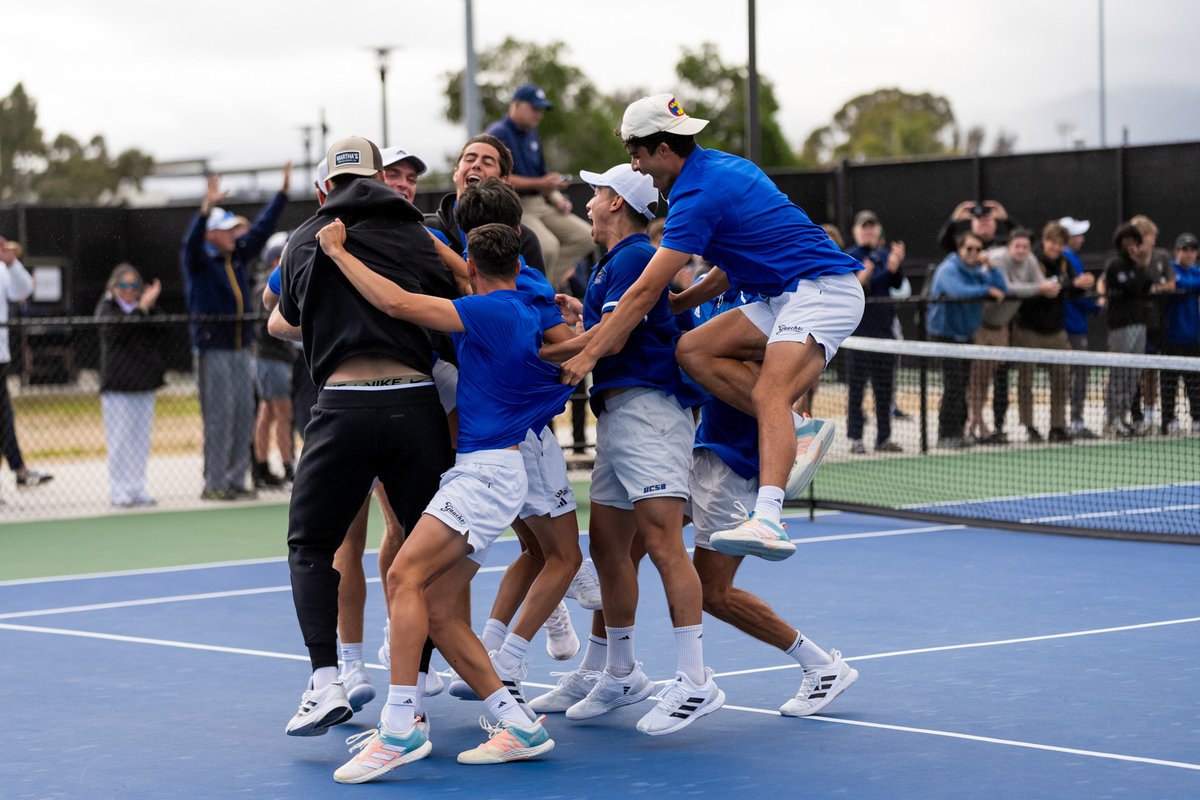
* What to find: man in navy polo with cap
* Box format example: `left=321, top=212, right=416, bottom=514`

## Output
left=486, top=84, right=594, bottom=288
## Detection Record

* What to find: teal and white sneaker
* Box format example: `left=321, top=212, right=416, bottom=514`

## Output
left=332, top=722, right=431, bottom=784
left=709, top=504, right=796, bottom=561
left=457, top=714, right=555, bottom=765
left=785, top=417, right=835, bottom=499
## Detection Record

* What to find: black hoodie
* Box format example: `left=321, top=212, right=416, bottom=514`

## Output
left=279, top=178, right=458, bottom=387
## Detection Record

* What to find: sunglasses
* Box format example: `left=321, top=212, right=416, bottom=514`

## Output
left=116, top=280, right=142, bottom=289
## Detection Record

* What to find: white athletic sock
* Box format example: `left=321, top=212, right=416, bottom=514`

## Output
left=495, top=633, right=531, bottom=673
left=381, top=685, right=418, bottom=731
left=673, top=624, right=706, bottom=684
left=784, top=631, right=833, bottom=666
left=481, top=618, right=508, bottom=653
left=338, top=642, right=364, bottom=665
left=311, top=666, right=339, bottom=691
left=580, top=634, right=607, bottom=672
left=753, top=485, right=786, bottom=526
left=484, top=687, right=530, bottom=726
left=605, top=625, right=636, bottom=677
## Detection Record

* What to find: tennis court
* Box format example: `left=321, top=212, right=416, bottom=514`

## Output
left=2, top=503, right=1197, bottom=799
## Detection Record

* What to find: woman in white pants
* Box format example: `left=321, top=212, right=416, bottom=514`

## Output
left=94, top=264, right=164, bottom=507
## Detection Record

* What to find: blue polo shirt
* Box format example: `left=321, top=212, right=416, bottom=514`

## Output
left=692, top=288, right=759, bottom=480
left=660, top=147, right=862, bottom=297
left=515, top=259, right=565, bottom=332
left=485, top=116, right=547, bottom=179
left=451, top=290, right=573, bottom=453
left=583, top=233, right=696, bottom=411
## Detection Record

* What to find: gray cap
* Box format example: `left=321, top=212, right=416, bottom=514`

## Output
left=325, top=136, right=383, bottom=181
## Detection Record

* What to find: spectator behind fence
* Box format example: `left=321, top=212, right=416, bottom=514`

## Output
left=1011, top=221, right=1093, bottom=443
left=1161, top=232, right=1200, bottom=433
left=926, top=231, right=1007, bottom=448
left=1059, top=216, right=1102, bottom=439
left=252, top=233, right=294, bottom=488
left=844, top=210, right=905, bottom=454
left=937, top=199, right=1019, bottom=253
left=1128, top=215, right=1176, bottom=429
left=487, top=84, right=594, bottom=288
left=180, top=165, right=290, bottom=500
left=95, top=264, right=164, bottom=507
left=1102, top=223, right=1152, bottom=436
left=0, top=234, right=53, bottom=495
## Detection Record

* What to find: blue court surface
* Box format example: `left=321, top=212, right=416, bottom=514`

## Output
left=908, top=482, right=1200, bottom=534
left=2, top=511, right=1198, bottom=799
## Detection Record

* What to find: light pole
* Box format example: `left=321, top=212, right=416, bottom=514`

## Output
left=372, top=46, right=394, bottom=147
left=463, top=0, right=483, bottom=136
left=746, top=0, right=761, bottom=164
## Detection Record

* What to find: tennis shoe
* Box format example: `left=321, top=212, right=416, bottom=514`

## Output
left=529, top=668, right=603, bottom=714
left=339, top=660, right=376, bottom=713
left=636, top=668, right=725, bottom=736
left=710, top=502, right=796, bottom=562
left=448, top=668, right=479, bottom=701
left=779, top=650, right=859, bottom=717
left=377, top=622, right=390, bottom=669
left=424, top=669, right=445, bottom=697
left=566, top=558, right=603, bottom=610
left=332, top=721, right=431, bottom=784
left=543, top=601, right=580, bottom=660
left=285, top=680, right=353, bottom=737
left=784, top=417, right=835, bottom=499
left=457, top=714, right=554, bottom=765
left=565, top=663, right=654, bottom=720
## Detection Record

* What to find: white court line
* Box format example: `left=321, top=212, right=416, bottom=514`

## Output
left=793, top=523, right=963, bottom=543
left=2, top=621, right=1195, bottom=773
left=721, top=705, right=1200, bottom=772
left=908, top=481, right=1200, bottom=511
left=1022, top=503, right=1200, bottom=524
left=706, top=616, right=1200, bottom=680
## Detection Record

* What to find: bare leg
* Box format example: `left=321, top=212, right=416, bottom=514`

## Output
left=693, top=548, right=795, bottom=649
left=634, top=497, right=701, bottom=627
left=334, top=492, right=371, bottom=645
left=253, top=400, right=273, bottom=463
left=754, top=338, right=827, bottom=489
left=269, top=398, right=294, bottom=465
left=487, top=518, right=545, bottom=626
left=507, top=513, right=581, bottom=641
left=588, top=502, right=638, bottom=627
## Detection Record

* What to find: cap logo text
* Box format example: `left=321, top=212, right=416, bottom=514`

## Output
left=334, top=151, right=361, bottom=167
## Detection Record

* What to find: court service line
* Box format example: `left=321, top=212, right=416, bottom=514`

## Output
left=721, top=704, right=1200, bottom=772
left=708, top=616, right=1200, bottom=680
left=1022, top=503, right=1200, bottom=524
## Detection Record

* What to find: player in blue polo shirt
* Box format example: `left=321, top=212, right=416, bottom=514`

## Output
left=541, top=163, right=722, bottom=736
left=317, top=220, right=568, bottom=782
left=561, top=94, right=862, bottom=559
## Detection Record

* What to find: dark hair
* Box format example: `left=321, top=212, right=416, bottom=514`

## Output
left=619, top=129, right=697, bottom=159
left=457, top=134, right=514, bottom=178
left=1112, top=222, right=1143, bottom=251
left=328, top=173, right=371, bottom=190
left=1008, top=227, right=1034, bottom=243
left=1040, top=222, right=1069, bottom=245
left=467, top=223, right=521, bottom=279
left=455, top=177, right=522, bottom=234
left=956, top=231, right=984, bottom=250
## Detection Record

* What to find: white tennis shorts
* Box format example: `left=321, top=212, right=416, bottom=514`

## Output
left=432, top=358, right=459, bottom=414
left=738, top=271, right=865, bottom=363
left=424, top=448, right=527, bottom=566
left=686, top=448, right=759, bottom=551
left=590, top=387, right=693, bottom=511
left=519, top=425, right=576, bottom=519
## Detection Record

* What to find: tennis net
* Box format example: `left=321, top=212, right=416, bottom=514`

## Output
left=807, top=335, right=1200, bottom=541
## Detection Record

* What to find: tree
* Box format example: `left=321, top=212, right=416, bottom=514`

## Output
left=673, top=42, right=797, bottom=168
left=801, top=88, right=957, bottom=166
left=0, top=83, right=154, bottom=204
left=0, top=83, right=45, bottom=200
left=441, top=38, right=628, bottom=173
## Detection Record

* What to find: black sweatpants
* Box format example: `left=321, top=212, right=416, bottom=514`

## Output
left=288, top=385, right=452, bottom=670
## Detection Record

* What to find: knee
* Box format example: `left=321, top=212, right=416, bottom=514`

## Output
left=700, top=582, right=731, bottom=618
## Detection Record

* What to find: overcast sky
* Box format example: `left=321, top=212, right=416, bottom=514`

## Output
left=7, top=0, right=1198, bottom=195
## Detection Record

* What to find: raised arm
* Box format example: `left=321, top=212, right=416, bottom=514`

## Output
left=317, top=219, right=463, bottom=333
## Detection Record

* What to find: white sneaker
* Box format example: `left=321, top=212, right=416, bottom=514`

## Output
left=490, top=650, right=534, bottom=717
left=636, top=668, right=725, bottom=736
left=339, top=661, right=376, bottom=713
left=785, top=417, right=835, bottom=499
left=543, top=601, right=580, bottom=660
left=285, top=680, right=353, bottom=737
left=779, top=650, right=859, bottom=717
left=448, top=668, right=479, bottom=701
left=566, top=559, right=603, bottom=610
left=377, top=622, right=390, bottom=669
left=424, top=669, right=445, bottom=697
left=565, top=663, right=654, bottom=720
left=709, top=502, right=796, bottom=562
left=529, top=668, right=603, bottom=714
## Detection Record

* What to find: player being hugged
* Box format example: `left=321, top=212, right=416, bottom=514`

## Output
left=317, top=219, right=572, bottom=784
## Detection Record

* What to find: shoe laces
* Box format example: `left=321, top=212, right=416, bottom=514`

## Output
left=344, top=728, right=380, bottom=753
left=654, top=676, right=693, bottom=711
left=729, top=500, right=752, bottom=525
left=544, top=604, right=572, bottom=634
left=551, top=668, right=599, bottom=689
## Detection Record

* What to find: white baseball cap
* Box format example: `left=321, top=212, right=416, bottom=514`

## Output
left=314, top=158, right=331, bottom=194
left=380, top=146, right=428, bottom=176
left=206, top=207, right=242, bottom=231
left=579, top=164, right=660, bottom=220
left=620, top=94, right=709, bottom=141
left=1059, top=216, right=1091, bottom=237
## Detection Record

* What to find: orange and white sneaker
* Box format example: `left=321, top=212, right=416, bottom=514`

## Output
left=332, top=721, right=431, bottom=784
left=710, top=502, right=796, bottom=562
left=785, top=417, right=835, bottom=499
left=457, top=715, right=555, bottom=765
